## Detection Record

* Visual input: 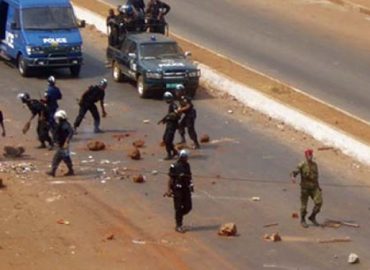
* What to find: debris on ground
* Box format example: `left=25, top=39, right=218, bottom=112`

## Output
left=175, top=143, right=189, bottom=150
left=0, top=178, right=5, bottom=189
left=3, top=146, right=25, bottom=158
left=318, top=146, right=334, bottom=151
left=323, top=219, right=360, bottom=229
left=133, top=174, right=145, bottom=183
left=251, top=196, right=260, bottom=201
left=112, top=133, right=130, bottom=141
left=159, top=141, right=165, bottom=147
left=151, top=170, right=158, bottom=175
left=143, top=119, right=150, bottom=124
left=133, top=139, right=145, bottom=148
left=348, top=253, right=360, bottom=264
left=227, top=110, right=233, bottom=114
left=264, top=232, right=282, bottom=242
left=87, top=140, right=106, bottom=151
left=100, top=159, right=110, bottom=164
left=106, top=234, right=115, bottom=240
left=0, top=162, right=36, bottom=175
left=132, top=239, right=146, bottom=245
left=129, top=148, right=141, bottom=160
left=218, top=223, right=237, bottom=236
left=57, top=219, right=70, bottom=225
left=263, top=223, right=279, bottom=228
left=200, top=134, right=210, bottom=143
left=291, top=212, right=299, bottom=219
left=317, top=237, right=351, bottom=244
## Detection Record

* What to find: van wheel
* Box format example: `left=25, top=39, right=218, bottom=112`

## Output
left=112, top=61, right=124, bottom=82
left=137, top=75, right=149, bottom=98
left=18, top=55, right=30, bottom=77
left=70, top=65, right=81, bottom=77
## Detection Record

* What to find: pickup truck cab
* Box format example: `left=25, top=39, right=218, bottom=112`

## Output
left=0, top=0, right=84, bottom=77
left=107, top=33, right=200, bottom=98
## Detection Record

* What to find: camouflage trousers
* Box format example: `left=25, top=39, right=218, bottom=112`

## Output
left=300, top=187, right=323, bottom=216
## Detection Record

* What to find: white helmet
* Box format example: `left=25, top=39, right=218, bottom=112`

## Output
left=99, top=78, right=108, bottom=88
left=163, top=91, right=173, bottom=100
left=54, top=110, right=67, bottom=120
left=175, top=84, right=185, bottom=91
left=179, top=149, right=189, bottom=159
left=17, top=92, right=30, bottom=102
left=48, top=76, right=56, bottom=86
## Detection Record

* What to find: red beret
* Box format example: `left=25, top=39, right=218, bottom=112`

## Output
left=304, top=149, right=313, bottom=156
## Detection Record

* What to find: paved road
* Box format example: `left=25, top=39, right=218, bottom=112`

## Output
left=1, top=29, right=370, bottom=269
left=107, top=0, right=370, bottom=122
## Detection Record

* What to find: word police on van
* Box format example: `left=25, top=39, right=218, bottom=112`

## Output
left=0, top=0, right=85, bottom=77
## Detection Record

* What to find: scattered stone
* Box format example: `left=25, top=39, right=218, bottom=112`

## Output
left=4, top=146, right=25, bottom=158
left=218, top=223, right=237, bottom=236
left=317, top=237, right=351, bottom=244
left=200, top=134, right=210, bottom=143
left=318, top=146, right=334, bottom=151
left=133, top=174, right=145, bottom=183
left=227, top=110, right=233, bottom=114
left=57, top=219, right=70, bottom=225
left=251, top=196, right=260, bottom=201
left=263, top=223, right=279, bottom=228
left=143, top=119, right=150, bottom=124
left=106, top=234, right=115, bottom=240
left=133, top=140, right=145, bottom=148
left=100, top=159, right=110, bottom=164
left=348, top=253, right=360, bottom=264
left=151, top=170, right=158, bottom=175
left=264, top=232, right=282, bottom=242
left=291, top=212, right=299, bottom=219
left=87, top=140, right=105, bottom=151
left=129, top=148, right=141, bottom=160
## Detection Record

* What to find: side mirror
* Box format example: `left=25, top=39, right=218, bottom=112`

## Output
left=10, top=22, right=19, bottom=30
left=128, top=53, right=136, bottom=59
left=184, top=51, right=192, bottom=57
left=78, top=20, right=86, bottom=28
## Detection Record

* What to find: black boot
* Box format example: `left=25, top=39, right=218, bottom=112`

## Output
left=46, top=170, right=56, bottom=177
left=300, top=212, right=308, bottom=228
left=308, top=213, right=320, bottom=226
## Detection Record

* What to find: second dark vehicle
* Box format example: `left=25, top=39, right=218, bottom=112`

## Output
left=107, top=33, right=200, bottom=98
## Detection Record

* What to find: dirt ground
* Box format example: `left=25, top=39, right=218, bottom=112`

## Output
left=73, top=0, right=370, bottom=145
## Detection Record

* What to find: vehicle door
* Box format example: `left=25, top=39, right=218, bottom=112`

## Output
left=121, top=39, right=138, bottom=79
left=2, top=5, right=21, bottom=58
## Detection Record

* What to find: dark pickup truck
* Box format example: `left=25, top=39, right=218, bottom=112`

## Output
left=107, top=33, right=200, bottom=98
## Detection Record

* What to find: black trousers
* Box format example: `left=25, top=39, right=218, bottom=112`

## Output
left=51, top=148, right=73, bottom=173
left=173, top=189, right=192, bottom=227
left=179, top=116, right=199, bottom=144
left=37, top=119, right=53, bottom=146
left=163, top=127, right=177, bottom=156
left=74, top=103, right=100, bottom=130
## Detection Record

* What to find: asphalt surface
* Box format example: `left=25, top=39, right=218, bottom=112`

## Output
left=106, top=0, right=370, bottom=122
left=1, top=29, right=370, bottom=269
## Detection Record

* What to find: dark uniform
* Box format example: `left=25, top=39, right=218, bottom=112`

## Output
left=178, top=95, right=200, bottom=148
left=0, top=110, right=5, bottom=137
left=74, top=85, right=105, bottom=133
left=161, top=112, right=179, bottom=159
left=25, top=99, right=53, bottom=148
left=45, top=84, right=62, bottom=130
left=168, top=158, right=193, bottom=230
left=49, top=119, right=74, bottom=177
left=107, top=9, right=119, bottom=46
left=127, top=0, right=146, bottom=31
left=146, top=0, right=170, bottom=34
left=291, top=160, right=323, bottom=227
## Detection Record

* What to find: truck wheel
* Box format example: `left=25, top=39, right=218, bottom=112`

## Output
left=137, top=75, right=149, bottom=98
left=112, top=61, right=124, bottom=82
left=70, top=65, right=81, bottom=77
left=18, top=55, right=30, bottom=77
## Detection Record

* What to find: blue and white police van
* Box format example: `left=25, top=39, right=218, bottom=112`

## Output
left=0, top=0, right=85, bottom=77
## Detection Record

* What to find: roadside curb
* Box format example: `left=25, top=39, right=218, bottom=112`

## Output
left=328, top=0, right=370, bottom=16
left=72, top=4, right=370, bottom=166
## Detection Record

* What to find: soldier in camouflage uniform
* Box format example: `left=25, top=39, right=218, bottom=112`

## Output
left=290, top=149, right=323, bottom=228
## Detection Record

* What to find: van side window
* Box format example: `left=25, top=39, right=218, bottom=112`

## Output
left=13, top=9, right=20, bottom=29
left=128, top=42, right=137, bottom=54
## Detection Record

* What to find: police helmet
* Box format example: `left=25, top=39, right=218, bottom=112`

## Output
left=17, top=92, right=30, bottom=102
left=48, top=76, right=56, bottom=86
left=54, top=110, right=67, bottom=121
left=175, top=84, right=185, bottom=91
left=120, top=4, right=133, bottom=15
left=163, top=91, right=173, bottom=101
left=99, top=78, right=108, bottom=88
left=179, top=149, right=189, bottom=159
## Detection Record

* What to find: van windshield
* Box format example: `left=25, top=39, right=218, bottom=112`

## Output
left=22, top=7, right=78, bottom=30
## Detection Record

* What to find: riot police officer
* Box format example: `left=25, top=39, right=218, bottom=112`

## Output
left=127, top=0, right=146, bottom=31
left=146, top=0, right=170, bottom=34
left=18, top=92, right=54, bottom=149
left=176, top=85, right=200, bottom=149
left=107, top=8, right=119, bottom=46
left=46, top=110, right=74, bottom=177
left=164, top=150, right=194, bottom=233
left=0, top=110, right=6, bottom=137
left=73, top=79, right=108, bottom=134
left=44, top=76, right=62, bottom=131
